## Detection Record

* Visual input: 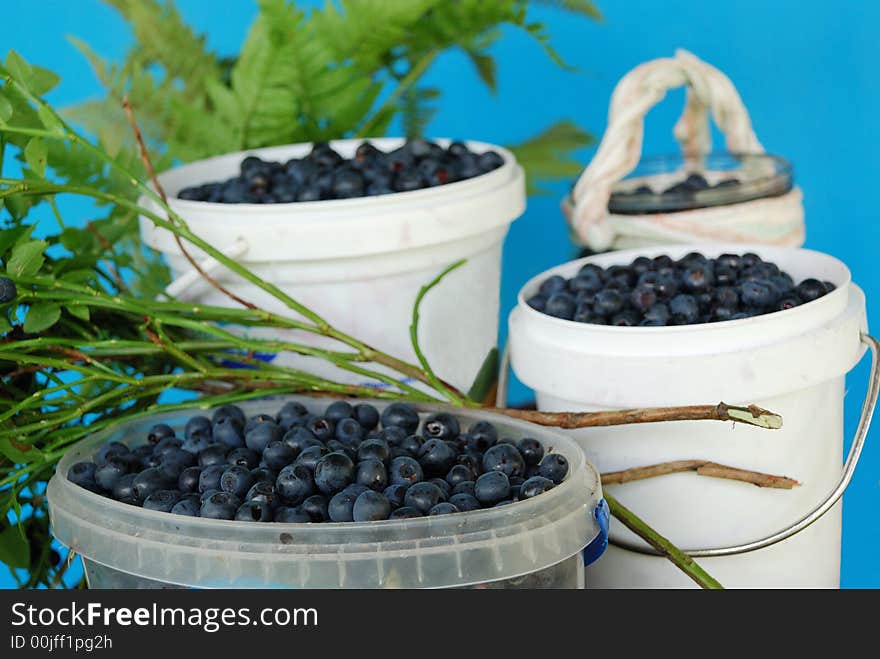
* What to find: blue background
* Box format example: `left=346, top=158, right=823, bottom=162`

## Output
left=3, top=0, right=878, bottom=587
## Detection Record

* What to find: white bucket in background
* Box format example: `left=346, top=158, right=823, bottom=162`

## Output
left=508, top=244, right=871, bottom=588
left=139, top=138, right=526, bottom=392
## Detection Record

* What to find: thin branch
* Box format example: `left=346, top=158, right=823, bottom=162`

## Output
left=602, top=460, right=799, bottom=489
left=604, top=492, right=724, bottom=589
left=487, top=402, right=783, bottom=430
left=121, top=96, right=258, bottom=310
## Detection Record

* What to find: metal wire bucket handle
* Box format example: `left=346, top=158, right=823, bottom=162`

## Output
left=496, top=333, right=878, bottom=557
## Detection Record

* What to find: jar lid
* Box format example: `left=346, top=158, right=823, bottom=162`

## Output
left=607, top=152, right=793, bottom=214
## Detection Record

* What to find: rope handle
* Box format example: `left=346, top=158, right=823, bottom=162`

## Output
left=567, top=49, right=764, bottom=250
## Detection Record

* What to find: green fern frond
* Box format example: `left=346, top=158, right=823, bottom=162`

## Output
left=531, top=0, right=603, bottom=21
left=508, top=120, right=593, bottom=195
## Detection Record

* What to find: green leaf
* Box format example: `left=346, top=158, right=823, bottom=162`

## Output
left=0, top=315, right=12, bottom=334
left=465, top=49, right=497, bottom=92
left=65, top=304, right=90, bottom=321
left=4, top=50, right=60, bottom=96
left=0, top=525, right=29, bottom=570
left=467, top=347, right=500, bottom=404
left=507, top=120, right=593, bottom=195
left=24, top=138, right=48, bottom=176
left=23, top=302, right=61, bottom=333
left=0, top=94, right=12, bottom=122
left=532, top=0, right=603, bottom=21
left=6, top=240, right=47, bottom=278
left=37, top=105, right=65, bottom=134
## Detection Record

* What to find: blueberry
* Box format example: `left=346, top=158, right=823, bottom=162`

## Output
left=212, top=404, right=246, bottom=426
left=669, top=294, right=700, bottom=323
left=777, top=296, right=801, bottom=311
left=227, top=447, right=260, bottom=470
left=610, top=310, right=640, bottom=326
left=293, top=445, right=330, bottom=472
left=516, top=438, right=544, bottom=467
left=159, top=448, right=196, bottom=480
left=276, top=401, right=309, bottom=430
left=219, top=465, right=255, bottom=499
left=325, top=400, right=354, bottom=422
left=309, top=142, right=343, bottom=169
left=383, top=483, right=409, bottom=509
left=539, top=275, right=567, bottom=296
left=418, top=438, right=457, bottom=476
left=481, top=444, right=525, bottom=478
left=356, top=438, right=390, bottom=464
left=328, top=490, right=359, bottom=522
left=423, top=412, right=460, bottom=441
left=276, top=464, right=316, bottom=505
left=448, top=493, right=481, bottom=512
left=355, top=458, right=387, bottom=491
left=352, top=490, right=392, bottom=522
left=355, top=141, right=381, bottom=162
left=474, top=471, right=510, bottom=506
left=0, top=277, right=17, bottom=303
left=428, top=502, right=460, bottom=516
left=177, top=466, right=202, bottom=494
left=796, top=278, right=828, bottom=303
left=281, top=426, right=322, bottom=457
left=243, top=413, right=276, bottom=435
left=181, top=436, right=213, bottom=455
left=200, top=492, right=240, bottom=520
left=544, top=293, right=576, bottom=320
left=335, top=417, right=364, bottom=444
left=235, top=500, right=272, bottom=522
left=245, top=420, right=282, bottom=453
left=683, top=172, right=709, bottom=190
left=445, top=464, right=474, bottom=488
left=682, top=264, right=714, bottom=293
left=389, top=507, right=422, bottom=519
left=351, top=404, right=380, bottom=431
left=527, top=295, right=548, bottom=312
left=246, top=481, right=278, bottom=508
left=300, top=494, right=330, bottom=521
left=274, top=506, right=313, bottom=523
left=593, top=289, right=624, bottom=316
left=398, top=434, right=424, bottom=456
left=381, top=402, right=420, bottom=434
left=403, top=481, right=445, bottom=514
left=94, top=457, right=129, bottom=492
left=67, top=461, right=98, bottom=491
left=170, top=494, right=201, bottom=517
left=520, top=476, right=555, bottom=499
left=380, top=426, right=408, bottom=446
left=314, top=452, right=355, bottom=495
left=389, top=456, right=424, bottom=486
left=212, top=417, right=244, bottom=449
left=198, top=464, right=227, bottom=493
left=262, top=441, right=295, bottom=471
left=111, top=473, right=138, bottom=504
left=451, top=480, right=476, bottom=497
left=331, top=169, right=365, bottom=198
left=467, top=421, right=498, bottom=452
left=96, top=441, right=130, bottom=466
left=198, top=444, right=228, bottom=468
left=143, top=490, right=181, bottom=512
left=539, top=454, right=569, bottom=484
left=569, top=272, right=603, bottom=295
left=303, top=417, right=333, bottom=443
left=428, top=478, right=451, bottom=500
left=250, top=466, right=276, bottom=484
left=477, top=150, right=504, bottom=172
left=739, top=280, right=777, bottom=307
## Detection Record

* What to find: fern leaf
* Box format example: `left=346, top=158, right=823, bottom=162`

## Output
left=531, top=0, right=603, bottom=21
left=507, top=120, right=593, bottom=195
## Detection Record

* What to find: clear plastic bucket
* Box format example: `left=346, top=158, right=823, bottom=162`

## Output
left=139, top=139, right=526, bottom=392
left=48, top=398, right=604, bottom=589
left=509, top=244, right=873, bottom=588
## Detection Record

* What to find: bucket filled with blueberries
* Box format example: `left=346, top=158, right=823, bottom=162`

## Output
left=509, top=244, right=872, bottom=588
left=47, top=397, right=605, bottom=589
left=138, top=138, right=525, bottom=393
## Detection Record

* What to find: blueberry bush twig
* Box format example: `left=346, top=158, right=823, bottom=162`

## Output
left=602, top=460, right=800, bottom=489
left=604, top=493, right=724, bottom=590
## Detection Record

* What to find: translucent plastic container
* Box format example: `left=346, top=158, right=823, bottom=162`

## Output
left=48, top=398, right=604, bottom=589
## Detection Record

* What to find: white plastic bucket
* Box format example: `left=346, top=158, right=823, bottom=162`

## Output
left=48, top=397, right=605, bottom=589
left=508, top=243, right=876, bottom=588
left=139, top=138, right=525, bottom=392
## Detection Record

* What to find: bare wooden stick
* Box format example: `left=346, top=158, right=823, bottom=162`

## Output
left=487, top=401, right=783, bottom=430
left=602, top=460, right=799, bottom=489
left=122, top=97, right=258, bottom=310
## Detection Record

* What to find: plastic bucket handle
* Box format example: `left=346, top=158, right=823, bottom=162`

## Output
left=497, top=333, right=878, bottom=557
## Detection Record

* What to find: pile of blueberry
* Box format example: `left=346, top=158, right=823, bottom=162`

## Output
left=66, top=401, right=568, bottom=523
left=176, top=139, right=505, bottom=204
left=527, top=251, right=836, bottom=326
left=618, top=172, right=740, bottom=198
